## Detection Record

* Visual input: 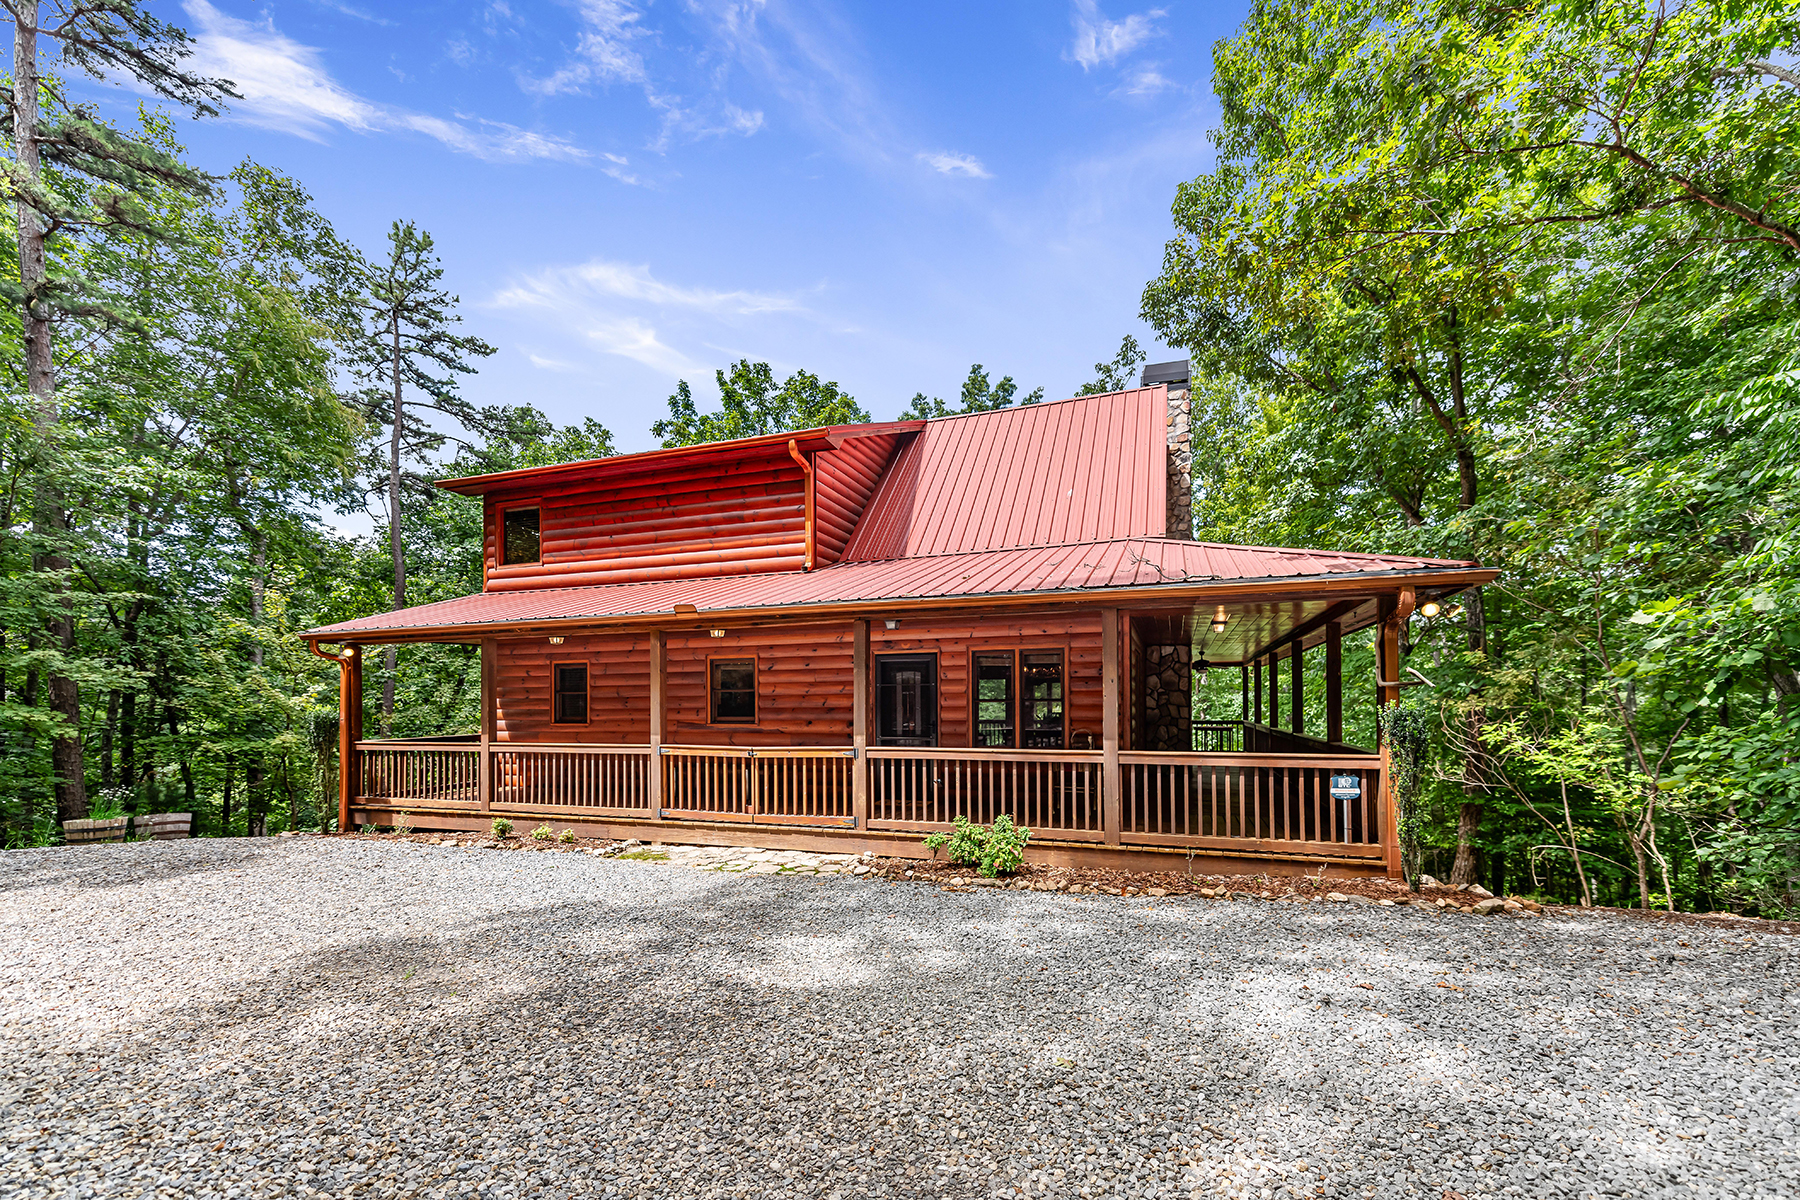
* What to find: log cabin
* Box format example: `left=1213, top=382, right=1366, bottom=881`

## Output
left=302, top=377, right=1495, bottom=876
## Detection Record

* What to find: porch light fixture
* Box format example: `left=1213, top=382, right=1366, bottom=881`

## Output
left=885, top=619, right=900, bottom=630
left=1420, top=600, right=1441, bottom=618
left=1192, top=657, right=1211, bottom=684
left=547, top=636, right=565, bottom=645
left=709, top=629, right=726, bottom=638
left=1209, top=605, right=1229, bottom=634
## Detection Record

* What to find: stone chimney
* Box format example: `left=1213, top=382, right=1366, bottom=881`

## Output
left=1142, top=359, right=1193, bottom=539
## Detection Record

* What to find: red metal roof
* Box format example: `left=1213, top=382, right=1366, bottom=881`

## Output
left=841, top=389, right=1167, bottom=560
left=302, top=537, right=1487, bottom=640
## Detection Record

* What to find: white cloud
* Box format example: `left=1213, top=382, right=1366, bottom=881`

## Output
left=521, top=0, right=649, bottom=95
left=491, top=259, right=807, bottom=375
left=1066, top=0, right=1163, bottom=71
left=1117, top=65, right=1179, bottom=96
left=918, top=151, right=991, bottom=179
left=182, top=0, right=586, bottom=163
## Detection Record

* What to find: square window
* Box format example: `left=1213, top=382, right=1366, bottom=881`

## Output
left=502, top=507, right=540, bottom=565
left=552, top=663, right=588, bottom=724
left=710, top=659, right=757, bottom=723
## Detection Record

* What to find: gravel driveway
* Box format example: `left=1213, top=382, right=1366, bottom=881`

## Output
left=2, top=839, right=1796, bottom=1200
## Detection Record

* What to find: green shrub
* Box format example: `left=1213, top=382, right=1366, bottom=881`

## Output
left=394, top=812, right=414, bottom=837
left=531, top=823, right=553, bottom=841
left=978, top=815, right=1030, bottom=877
left=920, top=815, right=1032, bottom=877
left=360, top=823, right=378, bottom=835
left=491, top=817, right=513, bottom=839
left=557, top=828, right=576, bottom=845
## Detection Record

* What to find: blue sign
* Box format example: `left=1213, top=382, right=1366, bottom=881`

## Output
left=1329, top=774, right=1362, bottom=801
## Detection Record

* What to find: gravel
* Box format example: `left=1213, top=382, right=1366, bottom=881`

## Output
left=2, top=838, right=1797, bottom=1200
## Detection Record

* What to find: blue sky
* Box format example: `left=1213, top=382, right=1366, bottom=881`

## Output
left=151, top=0, right=1240, bottom=453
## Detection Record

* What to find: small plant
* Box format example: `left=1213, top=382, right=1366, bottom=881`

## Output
left=491, top=817, right=513, bottom=839
left=920, top=815, right=1032, bottom=877
left=394, top=812, right=414, bottom=837
left=557, top=828, right=576, bottom=845
left=360, top=823, right=378, bottom=835
left=978, top=815, right=1030, bottom=878
left=531, top=823, right=553, bottom=842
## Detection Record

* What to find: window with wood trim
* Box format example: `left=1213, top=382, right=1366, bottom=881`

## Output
left=1020, top=651, right=1065, bottom=749
left=973, top=652, right=1015, bottom=748
left=502, top=506, right=540, bottom=565
left=709, top=658, right=757, bottom=724
left=552, top=662, right=588, bottom=724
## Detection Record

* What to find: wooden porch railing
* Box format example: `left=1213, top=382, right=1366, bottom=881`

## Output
left=1121, top=751, right=1383, bottom=856
left=352, top=740, right=1386, bottom=863
left=493, top=745, right=653, bottom=815
left=867, top=748, right=1106, bottom=841
left=359, top=741, right=482, bottom=808
left=659, top=746, right=857, bottom=827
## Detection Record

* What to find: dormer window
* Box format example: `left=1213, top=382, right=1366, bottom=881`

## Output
left=502, top=506, right=540, bottom=565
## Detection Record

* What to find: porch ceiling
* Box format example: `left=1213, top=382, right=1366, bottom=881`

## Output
left=302, top=536, right=1493, bottom=646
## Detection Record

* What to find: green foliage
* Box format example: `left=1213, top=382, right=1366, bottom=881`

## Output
left=491, top=817, right=513, bottom=839
left=1379, top=703, right=1432, bottom=892
left=531, top=823, right=553, bottom=842
left=557, top=828, right=576, bottom=845
left=1076, top=336, right=1147, bottom=396
left=360, top=823, right=377, bottom=835
left=653, top=359, right=867, bottom=447
left=922, top=814, right=1033, bottom=877
left=903, top=364, right=1044, bottom=420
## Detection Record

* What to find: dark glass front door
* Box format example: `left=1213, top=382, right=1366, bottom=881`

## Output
left=876, top=655, right=938, bottom=746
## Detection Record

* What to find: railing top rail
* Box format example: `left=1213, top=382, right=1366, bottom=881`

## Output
left=1121, top=750, right=1381, bottom=768
left=866, top=747, right=1105, bottom=762
left=355, top=740, right=483, bottom=751
left=659, top=744, right=856, bottom=758
left=493, top=743, right=655, bottom=754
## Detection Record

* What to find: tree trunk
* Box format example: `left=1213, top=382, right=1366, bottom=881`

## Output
left=221, top=750, right=234, bottom=838
left=14, top=4, right=86, bottom=825
left=249, top=528, right=267, bottom=668
left=102, top=688, right=118, bottom=789
left=384, top=310, right=404, bottom=727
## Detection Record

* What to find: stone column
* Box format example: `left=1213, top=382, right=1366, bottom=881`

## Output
left=1142, top=643, right=1193, bottom=751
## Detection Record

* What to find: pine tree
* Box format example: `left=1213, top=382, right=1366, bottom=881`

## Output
left=0, top=1, right=232, bottom=824
left=349, top=221, right=494, bottom=727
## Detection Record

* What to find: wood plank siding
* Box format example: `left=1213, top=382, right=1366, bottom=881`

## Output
left=489, top=611, right=1104, bottom=751
left=481, top=436, right=903, bottom=591
left=812, top=435, right=901, bottom=566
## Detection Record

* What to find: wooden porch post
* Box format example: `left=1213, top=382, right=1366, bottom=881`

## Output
left=1268, top=652, right=1280, bottom=729
left=1240, top=662, right=1249, bottom=725
left=1252, top=656, right=1262, bottom=727
left=339, top=645, right=362, bottom=834
left=1102, top=607, right=1121, bottom=847
left=479, top=638, right=496, bottom=814
left=852, top=618, right=869, bottom=829
left=1290, top=642, right=1304, bottom=736
left=648, top=629, right=665, bottom=820
left=1325, top=620, right=1343, bottom=744
left=1376, top=591, right=1410, bottom=877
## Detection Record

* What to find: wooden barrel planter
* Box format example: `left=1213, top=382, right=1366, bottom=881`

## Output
left=62, top=817, right=129, bottom=845
left=136, top=813, right=193, bottom=840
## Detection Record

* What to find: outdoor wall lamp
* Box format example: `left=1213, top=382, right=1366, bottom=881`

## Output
left=547, top=636, right=565, bottom=645
left=1420, top=601, right=1442, bottom=618
left=885, top=619, right=900, bottom=629
left=1209, top=605, right=1229, bottom=634
left=709, top=629, right=726, bottom=638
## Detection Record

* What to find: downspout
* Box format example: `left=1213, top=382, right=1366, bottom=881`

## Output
left=788, top=439, right=815, bottom=572
left=308, top=640, right=358, bottom=834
